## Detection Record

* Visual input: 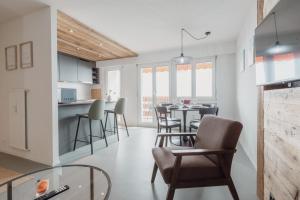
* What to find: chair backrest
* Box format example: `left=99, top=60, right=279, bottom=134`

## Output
left=199, top=107, right=219, bottom=119
left=88, top=100, right=105, bottom=120
left=194, top=116, right=243, bottom=172
left=114, top=98, right=126, bottom=114
left=154, top=106, right=168, bottom=124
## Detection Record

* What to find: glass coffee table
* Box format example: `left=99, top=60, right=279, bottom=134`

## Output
left=0, top=164, right=111, bottom=200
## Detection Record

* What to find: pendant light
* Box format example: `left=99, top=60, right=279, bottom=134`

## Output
left=267, top=12, right=291, bottom=54
left=173, top=28, right=211, bottom=64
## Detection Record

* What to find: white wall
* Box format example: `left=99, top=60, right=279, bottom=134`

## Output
left=0, top=7, right=59, bottom=166
left=235, top=0, right=258, bottom=168
left=98, top=41, right=237, bottom=126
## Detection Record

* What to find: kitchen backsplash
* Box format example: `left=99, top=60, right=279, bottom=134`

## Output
left=57, top=82, right=91, bottom=100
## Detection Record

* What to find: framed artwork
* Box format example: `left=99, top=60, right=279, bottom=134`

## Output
left=20, top=41, right=33, bottom=69
left=5, top=45, right=17, bottom=71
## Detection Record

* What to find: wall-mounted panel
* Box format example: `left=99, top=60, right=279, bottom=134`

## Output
left=264, top=87, right=300, bottom=200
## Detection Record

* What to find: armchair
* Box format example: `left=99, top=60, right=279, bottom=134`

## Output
left=151, top=116, right=243, bottom=200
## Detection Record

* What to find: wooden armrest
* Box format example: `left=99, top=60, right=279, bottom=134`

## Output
left=171, top=149, right=235, bottom=156
left=157, top=132, right=197, bottom=137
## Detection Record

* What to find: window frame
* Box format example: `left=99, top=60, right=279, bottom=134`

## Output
left=173, top=57, right=216, bottom=101
left=104, top=66, right=122, bottom=101
left=137, top=62, right=171, bottom=126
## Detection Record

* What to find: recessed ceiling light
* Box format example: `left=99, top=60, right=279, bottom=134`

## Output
left=69, top=29, right=74, bottom=33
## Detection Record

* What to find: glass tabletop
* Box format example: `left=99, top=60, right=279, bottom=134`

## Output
left=0, top=165, right=111, bottom=200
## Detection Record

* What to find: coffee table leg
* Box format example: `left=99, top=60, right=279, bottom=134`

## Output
left=90, top=167, right=94, bottom=200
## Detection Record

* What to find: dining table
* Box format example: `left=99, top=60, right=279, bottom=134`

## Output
left=168, top=105, right=209, bottom=132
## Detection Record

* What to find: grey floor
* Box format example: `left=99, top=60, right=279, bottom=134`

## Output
left=0, top=152, right=47, bottom=174
left=0, top=127, right=258, bottom=200
left=72, top=127, right=258, bottom=200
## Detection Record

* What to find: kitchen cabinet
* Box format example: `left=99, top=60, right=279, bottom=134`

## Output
left=78, top=60, right=93, bottom=83
left=58, top=53, right=94, bottom=84
left=58, top=54, right=78, bottom=82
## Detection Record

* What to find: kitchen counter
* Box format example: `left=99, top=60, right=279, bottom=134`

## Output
left=58, top=100, right=116, bottom=155
left=58, top=100, right=116, bottom=106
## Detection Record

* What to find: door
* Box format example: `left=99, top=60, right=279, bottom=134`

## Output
left=138, top=64, right=170, bottom=126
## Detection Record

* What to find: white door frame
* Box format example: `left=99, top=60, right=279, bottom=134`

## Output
left=137, top=62, right=171, bottom=127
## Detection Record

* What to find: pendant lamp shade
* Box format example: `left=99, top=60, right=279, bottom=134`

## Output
left=173, top=53, right=193, bottom=65
left=173, top=28, right=211, bottom=65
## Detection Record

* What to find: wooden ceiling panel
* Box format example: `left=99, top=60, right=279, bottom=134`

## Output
left=57, top=11, right=137, bottom=61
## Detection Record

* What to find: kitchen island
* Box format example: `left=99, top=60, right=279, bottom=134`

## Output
left=58, top=100, right=115, bottom=155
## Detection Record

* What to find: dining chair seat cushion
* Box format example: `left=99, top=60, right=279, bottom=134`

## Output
left=77, top=113, right=89, bottom=118
left=190, top=122, right=200, bottom=128
left=152, top=147, right=222, bottom=184
left=104, top=109, right=115, bottom=113
left=190, top=119, right=200, bottom=124
left=159, top=121, right=181, bottom=127
left=164, top=117, right=181, bottom=122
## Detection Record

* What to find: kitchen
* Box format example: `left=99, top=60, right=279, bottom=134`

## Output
left=56, top=11, right=137, bottom=158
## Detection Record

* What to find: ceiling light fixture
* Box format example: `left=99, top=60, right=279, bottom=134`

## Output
left=69, top=29, right=74, bottom=33
left=173, top=28, right=211, bottom=65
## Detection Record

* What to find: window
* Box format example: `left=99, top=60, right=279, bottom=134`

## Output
left=196, top=62, right=213, bottom=97
left=175, top=60, right=215, bottom=99
left=140, top=67, right=153, bottom=123
left=107, top=70, right=120, bottom=101
left=156, top=66, right=169, bottom=104
left=176, top=64, right=192, bottom=97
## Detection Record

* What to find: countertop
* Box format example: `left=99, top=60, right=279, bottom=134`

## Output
left=58, top=100, right=116, bottom=107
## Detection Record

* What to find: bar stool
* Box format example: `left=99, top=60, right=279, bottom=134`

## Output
left=73, top=100, right=107, bottom=154
left=104, top=98, right=129, bottom=141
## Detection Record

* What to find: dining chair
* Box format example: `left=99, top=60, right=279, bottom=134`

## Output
left=151, top=116, right=243, bottom=200
left=154, top=106, right=181, bottom=145
left=189, top=106, right=219, bottom=132
left=73, top=100, right=107, bottom=154
left=104, top=98, right=129, bottom=142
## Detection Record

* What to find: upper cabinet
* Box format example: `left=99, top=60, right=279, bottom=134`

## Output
left=58, top=54, right=78, bottom=82
left=78, top=60, right=93, bottom=84
left=58, top=53, right=94, bottom=84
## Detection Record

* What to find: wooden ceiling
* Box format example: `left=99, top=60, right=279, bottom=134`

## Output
left=57, top=11, right=137, bottom=61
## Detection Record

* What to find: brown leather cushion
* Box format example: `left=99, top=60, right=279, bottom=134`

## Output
left=152, top=147, right=223, bottom=184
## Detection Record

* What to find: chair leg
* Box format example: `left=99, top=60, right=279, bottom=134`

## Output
left=89, top=119, right=93, bottom=155
left=115, top=114, right=120, bottom=141
left=165, top=136, right=168, bottom=146
left=155, top=135, right=159, bottom=146
left=100, top=120, right=108, bottom=147
left=113, top=113, right=116, bottom=135
left=123, top=114, right=129, bottom=137
left=73, top=116, right=81, bottom=151
left=166, top=186, right=176, bottom=200
left=151, top=163, right=158, bottom=183
left=228, top=178, right=239, bottom=200
left=104, top=112, right=109, bottom=132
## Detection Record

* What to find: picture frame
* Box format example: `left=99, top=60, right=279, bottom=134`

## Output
left=20, top=41, right=33, bottom=69
left=5, top=45, right=17, bottom=71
